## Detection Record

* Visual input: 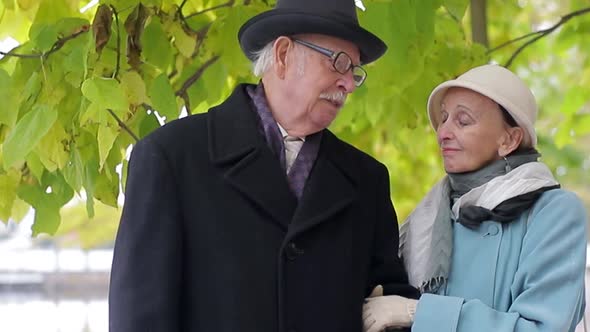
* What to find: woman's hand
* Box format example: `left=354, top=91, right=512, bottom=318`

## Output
left=363, top=294, right=418, bottom=332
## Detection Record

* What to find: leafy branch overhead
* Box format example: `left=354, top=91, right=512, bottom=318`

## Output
left=0, top=0, right=588, bottom=240
left=0, top=0, right=263, bottom=235
left=488, top=6, right=590, bottom=67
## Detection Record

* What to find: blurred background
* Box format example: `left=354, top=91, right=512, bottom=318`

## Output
left=0, top=0, right=589, bottom=331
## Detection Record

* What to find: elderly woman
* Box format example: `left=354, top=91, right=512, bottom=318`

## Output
left=363, top=64, right=588, bottom=332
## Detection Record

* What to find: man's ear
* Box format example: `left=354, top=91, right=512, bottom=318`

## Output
left=272, top=36, right=293, bottom=79
left=498, top=127, right=524, bottom=157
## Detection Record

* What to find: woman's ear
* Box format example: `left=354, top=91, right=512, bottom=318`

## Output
left=498, top=127, right=524, bottom=157
left=272, top=36, right=292, bottom=79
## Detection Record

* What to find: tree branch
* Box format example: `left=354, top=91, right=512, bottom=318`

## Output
left=178, top=0, right=189, bottom=15
left=0, top=50, right=41, bottom=58
left=470, top=0, right=488, bottom=47
left=107, top=109, right=139, bottom=142
left=175, top=55, right=220, bottom=114
left=0, top=25, right=90, bottom=59
left=487, top=7, right=590, bottom=67
left=184, top=0, right=235, bottom=20
left=486, top=30, right=539, bottom=54
left=503, top=33, right=547, bottom=68
left=110, top=5, right=121, bottom=80
left=194, top=23, right=212, bottom=56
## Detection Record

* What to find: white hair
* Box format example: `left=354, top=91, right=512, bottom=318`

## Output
left=251, top=38, right=306, bottom=77
left=251, top=41, right=275, bottom=77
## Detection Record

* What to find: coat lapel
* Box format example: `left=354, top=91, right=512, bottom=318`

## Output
left=289, top=131, right=357, bottom=238
left=208, top=85, right=297, bottom=228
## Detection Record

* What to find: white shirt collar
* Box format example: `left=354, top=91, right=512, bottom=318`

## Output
left=277, top=123, right=306, bottom=142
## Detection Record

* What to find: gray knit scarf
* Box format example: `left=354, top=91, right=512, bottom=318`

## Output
left=399, top=150, right=559, bottom=293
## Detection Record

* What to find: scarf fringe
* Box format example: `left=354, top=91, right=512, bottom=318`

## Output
left=420, top=276, right=446, bottom=294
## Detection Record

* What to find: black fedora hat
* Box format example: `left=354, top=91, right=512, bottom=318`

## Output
left=238, top=0, right=387, bottom=64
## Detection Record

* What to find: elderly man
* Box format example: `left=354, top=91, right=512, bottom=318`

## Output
left=108, top=0, right=418, bottom=331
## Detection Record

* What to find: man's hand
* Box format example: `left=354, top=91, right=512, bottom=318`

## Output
left=362, top=295, right=418, bottom=332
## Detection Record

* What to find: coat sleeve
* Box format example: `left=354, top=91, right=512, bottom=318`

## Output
left=369, top=163, right=420, bottom=300
left=109, top=137, right=183, bottom=332
left=412, top=190, right=588, bottom=332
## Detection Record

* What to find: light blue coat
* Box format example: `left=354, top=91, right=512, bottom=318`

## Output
left=412, top=189, right=588, bottom=332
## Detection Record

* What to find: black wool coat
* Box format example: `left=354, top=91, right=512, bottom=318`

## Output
left=109, top=84, right=417, bottom=332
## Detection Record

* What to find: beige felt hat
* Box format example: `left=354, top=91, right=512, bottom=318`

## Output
left=427, top=64, right=538, bottom=147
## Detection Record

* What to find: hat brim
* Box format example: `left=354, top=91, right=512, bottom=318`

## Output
left=427, top=80, right=536, bottom=147
left=238, top=10, right=387, bottom=64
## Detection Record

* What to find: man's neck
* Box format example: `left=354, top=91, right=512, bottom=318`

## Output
left=261, top=77, right=310, bottom=137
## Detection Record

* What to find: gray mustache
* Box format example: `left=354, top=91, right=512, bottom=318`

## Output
left=319, top=91, right=346, bottom=104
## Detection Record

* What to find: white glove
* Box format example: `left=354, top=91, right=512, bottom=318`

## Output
left=368, top=285, right=383, bottom=297
left=362, top=293, right=418, bottom=332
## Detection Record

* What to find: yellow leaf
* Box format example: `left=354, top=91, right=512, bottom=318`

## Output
left=0, top=168, right=20, bottom=222
left=171, top=24, right=196, bottom=58
left=98, top=122, right=118, bottom=171
left=17, top=0, right=34, bottom=10
left=11, top=198, right=30, bottom=223
left=36, top=121, right=70, bottom=171
left=121, top=71, right=151, bottom=106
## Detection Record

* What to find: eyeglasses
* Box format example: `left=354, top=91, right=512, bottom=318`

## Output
left=292, top=38, right=367, bottom=87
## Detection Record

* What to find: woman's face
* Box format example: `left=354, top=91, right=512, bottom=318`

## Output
left=436, top=87, right=511, bottom=173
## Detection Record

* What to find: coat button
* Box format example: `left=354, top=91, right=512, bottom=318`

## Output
left=285, top=242, right=304, bottom=261
left=487, top=224, right=500, bottom=236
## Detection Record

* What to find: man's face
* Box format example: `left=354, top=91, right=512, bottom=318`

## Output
left=277, top=34, right=360, bottom=136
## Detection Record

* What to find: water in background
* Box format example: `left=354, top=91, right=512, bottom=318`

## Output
left=1, top=217, right=110, bottom=332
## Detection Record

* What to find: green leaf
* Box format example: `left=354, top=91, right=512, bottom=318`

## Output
left=79, top=101, right=101, bottom=126
left=81, top=77, right=128, bottom=111
left=121, top=157, right=129, bottom=193
left=17, top=184, right=61, bottom=236
left=74, top=130, right=99, bottom=218
left=121, top=71, right=151, bottom=106
left=142, top=18, right=173, bottom=69
left=210, top=6, right=258, bottom=74
left=19, top=71, right=42, bottom=112
left=139, top=111, right=161, bottom=138
left=0, top=168, right=20, bottom=222
left=149, top=73, right=178, bottom=121
left=63, top=38, right=91, bottom=87
left=98, top=121, right=118, bottom=171
left=41, top=171, right=74, bottom=206
left=63, top=147, right=84, bottom=192
left=0, top=69, right=17, bottom=127
left=3, top=104, right=58, bottom=169
left=54, top=17, right=91, bottom=36
left=102, top=0, right=140, bottom=12
left=443, top=0, right=469, bottom=20
left=199, top=59, right=227, bottom=105
left=94, top=168, right=119, bottom=207
left=142, top=0, right=162, bottom=6
left=2, top=0, right=15, bottom=10
left=33, top=0, right=78, bottom=25
left=26, top=152, right=45, bottom=182
left=29, top=23, right=58, bottom=52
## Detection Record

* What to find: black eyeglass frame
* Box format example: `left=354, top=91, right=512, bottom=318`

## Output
left=291, top=38, right=367, bottom=87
